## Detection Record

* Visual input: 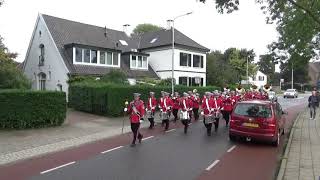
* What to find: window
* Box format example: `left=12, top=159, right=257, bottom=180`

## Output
left=138, top=56, right=142, bottom=68
left=75, top=47, right=83, bottom=62
left=180, top=52, right=191, bottom=67
left=179, top=77, right=188, bottom=86
left=193, top=55, right=203, bottom=68
left=119, top=40, right=128, bottom=46
left=107, top=52, right=113, bottom=65
left=191, top=77, right=202, bottom=86
left=252, top=76, right=256, bottom=81
left=234, top=104, right=272, bottom=118
left=91, top=50, right=97, bottom=64
left=100, top=51, right=105, bottom=64
left=113, top=52, right=119, bottom=65
left=83, top=49, right=90, bottom=63
left=258, top=76, right=265, bottom=81
left=39, top=44, right=45, bottom=66
left=38, top=72, right=46, bottom=91
left=132, top=55, right=137, bottom=67
left=131, top=55, right=148, bottom=69
left=57, top=84, right=63, bottom=92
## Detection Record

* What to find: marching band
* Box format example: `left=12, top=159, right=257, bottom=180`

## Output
left=125, top=87, right=271, bottom=146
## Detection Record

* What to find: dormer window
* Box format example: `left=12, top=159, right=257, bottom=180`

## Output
left=130, top=55, right=148, bottom=69
left=119, top=40, right=128, bottom=46
left=73, top=47, right=120, bottom=67
left=39, top=44, right=45, bottom=66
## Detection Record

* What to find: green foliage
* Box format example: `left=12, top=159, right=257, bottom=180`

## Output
left=67, top=75, right=96, bottom=84
left=157, top=78, right=175, bottom=86
left=69, top=83, right=220, bottom=117
left=132, top=24, right=163, bottom=36
left=101, top=69, right=128, bottom=84
left=0, top=36, right=30, bottom=89
left=0, top=90, right=66, bottom=129
left=258, top=53, right=278, bottom=84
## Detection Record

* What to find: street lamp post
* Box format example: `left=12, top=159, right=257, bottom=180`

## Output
left=169, top=11, right=193, bottom=95
left=246, top=56, right=249, bottom=85
left=291, top=62, right=294, bottom=89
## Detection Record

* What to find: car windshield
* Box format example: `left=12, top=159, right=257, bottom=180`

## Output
left=234, top=103, right=272, bottom=118
left=286, top=89, right=295, bottom=92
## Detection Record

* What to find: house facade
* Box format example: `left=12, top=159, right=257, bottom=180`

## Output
left=249, top=70, right=268, bottom=88
left=23, top=14, right=209, bottom=96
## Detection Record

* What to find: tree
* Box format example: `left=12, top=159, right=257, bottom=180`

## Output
left=101, top=69, right=128, bottom=84
left=132, top=24, right=163, bottom=36
left=199, top=0, right=320, bottom=62
left=258, top=54, right=277, bottom=84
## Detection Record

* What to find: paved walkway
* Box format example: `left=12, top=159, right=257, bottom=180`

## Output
left=0, top=109, right=158, bottom=165
left=278, top=108, right=320, bottom=180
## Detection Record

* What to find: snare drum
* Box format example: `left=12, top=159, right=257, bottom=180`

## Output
left=146, top=110, right=153, bottom=118
left=180, top=110, right=189, bottom=120
left=204, top=114, right=214, bottom=124
left=161, top=111, right=169, bottom=120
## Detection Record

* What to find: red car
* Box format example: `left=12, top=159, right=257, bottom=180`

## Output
left=229, top=100, right=286, bottom=146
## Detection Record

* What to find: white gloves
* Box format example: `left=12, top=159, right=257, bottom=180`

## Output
left=124, top=108, right=127, bottom=112
left=201, top=111, right=204, bottom=115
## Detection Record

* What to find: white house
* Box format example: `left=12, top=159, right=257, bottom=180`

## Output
left=23, top=14, right=209, bottom=96
left=249, top=70, right=268, bottom=88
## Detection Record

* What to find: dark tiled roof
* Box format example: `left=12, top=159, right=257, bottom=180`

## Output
left=138, top=28, right=210, bottom=52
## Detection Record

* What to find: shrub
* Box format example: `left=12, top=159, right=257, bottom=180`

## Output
left=101, top=69, right=128, bottom=84
left=69, top=83, right=220, bottom=117
left=0, top=90, right=66, bottom=129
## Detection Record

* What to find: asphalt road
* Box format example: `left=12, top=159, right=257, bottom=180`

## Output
left=0, top=94, right=309, bottom=180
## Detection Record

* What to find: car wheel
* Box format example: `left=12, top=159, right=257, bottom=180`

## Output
left=229, top=134, right=237, bottom=142
left=272, top=130, right=280, bottom=147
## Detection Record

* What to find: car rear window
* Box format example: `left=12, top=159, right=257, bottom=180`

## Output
left=286, top=89, right=295, bottom=92
left=234, top=104, right=272, bottom=118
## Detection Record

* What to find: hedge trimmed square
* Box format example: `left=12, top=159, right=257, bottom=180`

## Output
left=0, top=90, right=66, bottom=129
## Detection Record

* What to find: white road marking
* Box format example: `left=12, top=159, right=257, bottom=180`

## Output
left=165, top=129, right=176, bottom=133
left=142, top=136, right=154, bottom=141
left=40, top=161, right=75, bottom=174
left=101, top=146, right=124, bottom=154
left=206, top=160, right=220, bottom=171
left=227, top=145, right=237, bottom=153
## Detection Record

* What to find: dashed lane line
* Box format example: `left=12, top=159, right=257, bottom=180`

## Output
left=101, top=146, right=124, bottom=154
left=206, top=160, right=220, bottom=171
left=40, top=161, right=75, bottom=174
left=142, top=136, right=154, bottom=141
left=227, top=145, right=237, bottom=153
left=165, top=129, right=176, bottom=133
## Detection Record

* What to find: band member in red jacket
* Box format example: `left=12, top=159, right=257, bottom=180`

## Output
left=222, top=94, right=233, bottom=126
left=124, top=93, right=145, bottom=147
left=191, top=92, right=201, bottom=121
left=211, top=92, right=223, bottom=132
left=202, top=92, right=214, bottom=136
left=172, top=92, right=180, bottom=122
left=160, top=92, right=172, bottom=130
left=180, top=92, right=192, bottom=134
left=146, top=92, right=157, bottom=129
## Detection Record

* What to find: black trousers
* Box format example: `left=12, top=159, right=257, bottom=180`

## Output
left=162, top=119, right=169, bottom=130
left=131, top=123, right=142, bottom=144
left=221, top=110, right=231, bottom=126
left=203, top=116, right=212, bottom=136
left=181, top=119, right=189, bottom=134
left=214, top=118, right=220, bottom=131
left=148, top=112, right=155, bottom=128
left=310, top=106, right=316, bottom=119
left=193, top=108, right=199, bottom=121
left=172, top=109, right=179, bottom=121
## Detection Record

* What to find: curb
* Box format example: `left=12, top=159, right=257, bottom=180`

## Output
left=276, top=110, right=303, bottom=180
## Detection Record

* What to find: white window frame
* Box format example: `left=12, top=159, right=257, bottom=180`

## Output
left=130, top=55, right=148, bottom=70
left=192, top=54, right=203, bottom=68
left=73, top=47, right=120, bottom=67
left=179, top=52, right=191, bottom=67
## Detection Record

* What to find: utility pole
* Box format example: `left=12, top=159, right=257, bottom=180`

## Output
left=246, top=56, right=249, bottom=85
left=291, top=62, right=294, bottom=89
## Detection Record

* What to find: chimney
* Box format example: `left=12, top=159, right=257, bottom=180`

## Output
left=104, top=26, right=108, bottom=38
left=123, top=24, right=130, bottom=37
left=166, top=20, right=173, bottom=30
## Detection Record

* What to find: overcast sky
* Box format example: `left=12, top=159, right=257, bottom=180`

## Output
left=0, top=0, right=278, bottom=63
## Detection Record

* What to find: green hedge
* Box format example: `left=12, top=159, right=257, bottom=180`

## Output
left=0, top=90, right=66, bottom=129
left=69, top=82, right=219, bottom=117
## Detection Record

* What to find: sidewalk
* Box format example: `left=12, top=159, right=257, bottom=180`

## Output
left=0, top=109, right=158, bottom=165
left=277, top=108, right=320, bottom=180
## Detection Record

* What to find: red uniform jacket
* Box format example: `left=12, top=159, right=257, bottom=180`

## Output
left=211, top=97, right=223, bottom=109
left=180, top=97, right=191, bottom=111
left=190, top=96, right=201, bottom=109
left=223, top=97, right=233, bottom=112
left=172, top=97, right=180, bottom=110
left=146, top=97, right=157, bottom=112
left=202, top=97, right=214, bottom=115
left=160, top=97, right=172, bottom=112
left=127, top=100, right=145, bottom=123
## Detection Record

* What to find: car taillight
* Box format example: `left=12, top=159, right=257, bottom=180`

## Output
left=265, top=118, right=276, bottom=129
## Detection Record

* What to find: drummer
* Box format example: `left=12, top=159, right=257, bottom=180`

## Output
left=201, top=92, right=214, bottom=136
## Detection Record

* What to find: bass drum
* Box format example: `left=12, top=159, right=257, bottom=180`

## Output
left=146, top=110, right=153, bottom=118
left=204, top=115, right=214, bottom=124
left=160, top=111, right=169, bottom=120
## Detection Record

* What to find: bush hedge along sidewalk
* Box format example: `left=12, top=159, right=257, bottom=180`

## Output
left=69, top=82, right=219, bottom=117
left=0, top=90, right=66, bottom=129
